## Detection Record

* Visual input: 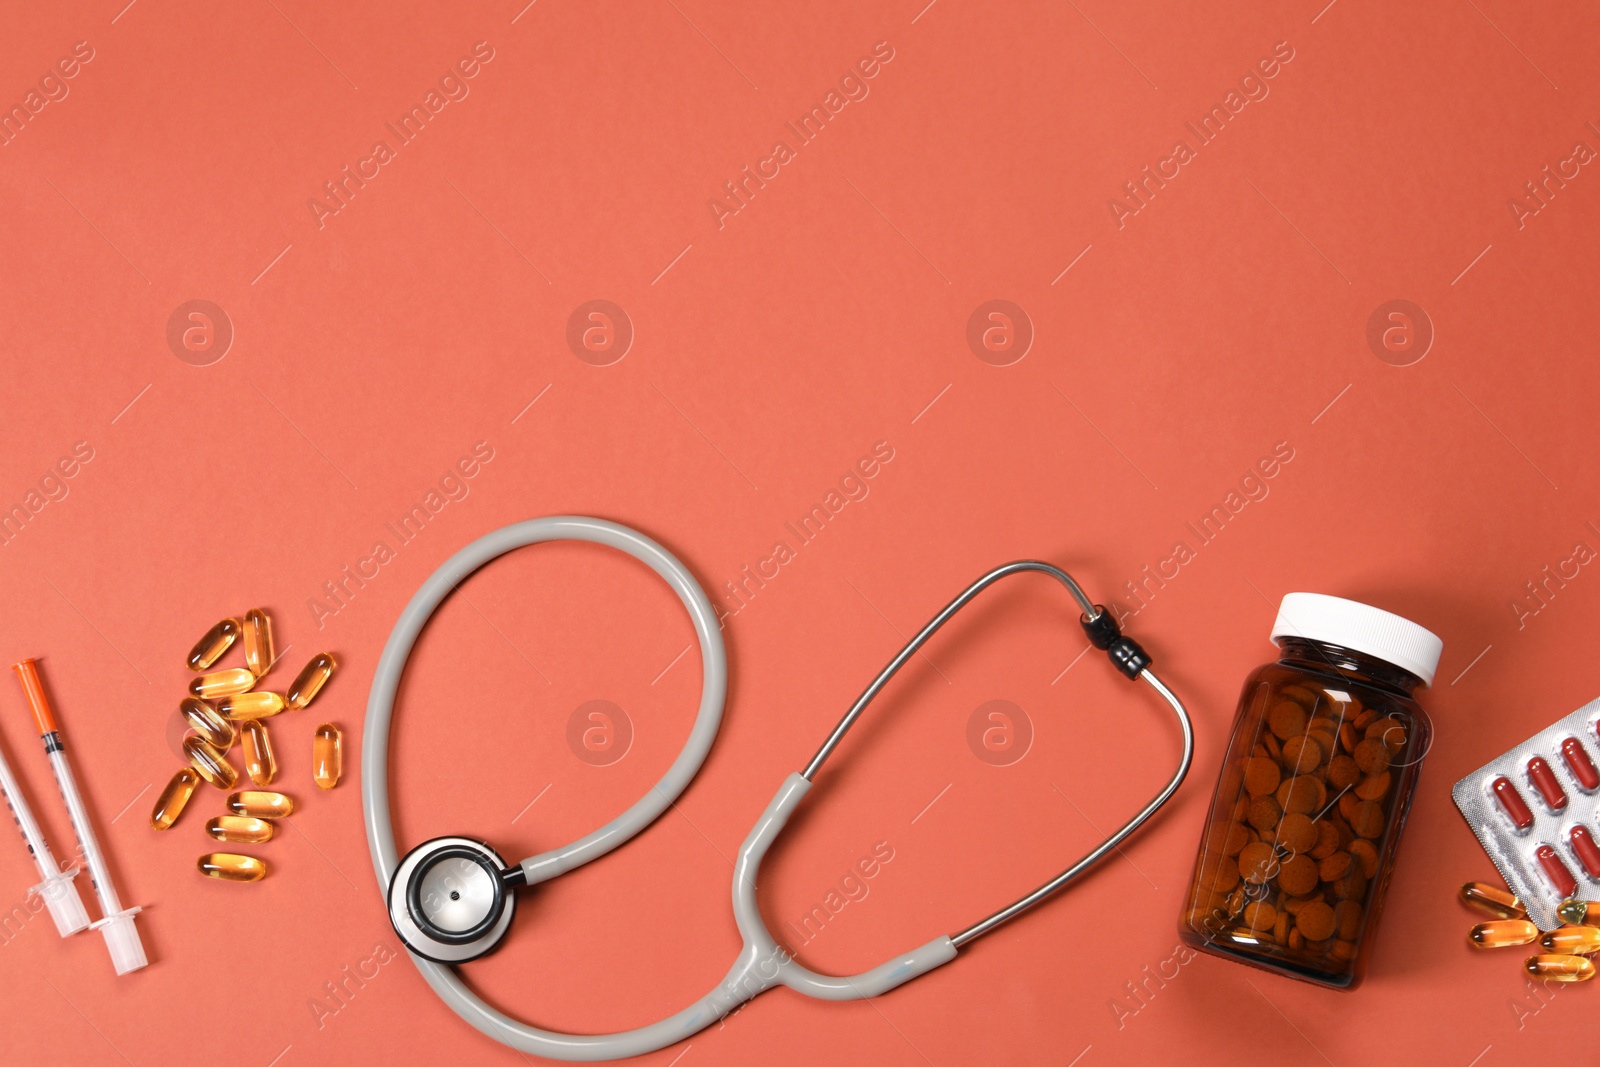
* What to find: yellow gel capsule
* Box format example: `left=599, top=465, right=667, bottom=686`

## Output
left=150, top=768, right=200, bottom=830
left=180, top=696, right=235, bottom=750
left=241, top=719, right=277, bottom=786
left=1460, top=881, right=1525, bottom=921
left=216, top=691, right=285, bottom=721
left=243, top=607, right=275, bottom=677
left=1469, top=919, right=1539, bottom=948
left=287, top=652, right=337, bottom=710
left=190, top=667, right=256, bottom=699
left=206, top=815, right=274, bottom=844
left=1541, top=925, right=1600, bottom=954
left=183, top=735, right=238, bottom=790
left=1524, top=954, right=1596, bottom=982
left=187, top=617, right=241, bottom=672
left=198, top=853, right=267, bottom=882
left=313, top=722, right=342, bottom=790
left=227, top=790, right=295, bottom=818
left=1559, top=900, right=1600, bottom=927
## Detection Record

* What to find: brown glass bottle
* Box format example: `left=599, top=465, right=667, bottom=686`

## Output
left=1179, top=594, right=1440, bottom=989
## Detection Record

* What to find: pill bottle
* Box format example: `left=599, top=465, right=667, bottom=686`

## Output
left=1179, top=593, right=1443, bottom=989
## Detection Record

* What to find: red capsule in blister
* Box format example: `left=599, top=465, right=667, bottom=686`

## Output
left=1493, top=776, right=1535, bottom=830
left=1536, top=844, right=1578, bottom=898
left=1570, top=826, right=1600, bottom=879
left=1527, top=757, right=1569, bottom=812
left=1561, top=737, right=1600, bottom=791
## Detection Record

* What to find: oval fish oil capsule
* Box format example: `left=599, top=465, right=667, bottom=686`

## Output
left=187, top=617, right=241, bottom=672
left=1460, top=881, right=1526, bottom=920
left=183, top=735, right=238, bottom=790
left=205, top=815, right=274, bottom=844
left=197, top=854, right=267, bottom=882
left=150, top=768, right=201, bottom=830
left=313, top=723, right=342, bottom=790
left=1469, top=919, right=1539, bottom=948
left=1527, top=757, right=1569, bottom=812
left=190, top=667, right=256, bottom=700
left=1524, top=954, right=1596, bottom=982
left=227, top=790, right=295, bottom=818
left=1560, top=900, right=1600, bottom=926
left=1541, top=925, right=1600, bottom=954
left=180, top=697, right=235, bottom=750
left=1491, top=777, right=1535, bottom=830
left=216, top=691, right=285, bottom=721
left=243, top=608, right=275, bottom=677
left=241, top=719, right=277, bottom=786
left=287, top=653, right=337, bottom=710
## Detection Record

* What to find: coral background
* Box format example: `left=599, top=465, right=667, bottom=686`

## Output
left=1, top=1, right=1597, bottom=1063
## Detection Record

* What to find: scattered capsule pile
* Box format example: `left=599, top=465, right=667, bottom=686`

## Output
left=148, top=608, right=342, bottom=883
left=1462, top=879, right=1600, bottom=982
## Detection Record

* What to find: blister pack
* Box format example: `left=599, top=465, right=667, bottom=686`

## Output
left=1453, top=696, right=1600, bottom=930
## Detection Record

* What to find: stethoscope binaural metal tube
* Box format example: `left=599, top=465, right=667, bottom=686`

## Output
left=801, top=561, right=1099, bottom=779
left=795, top=560, right=1194, bottom=950
left=364, top=520, right=1193, bottom=1062
left=951, top=668, right=1193, bottom=947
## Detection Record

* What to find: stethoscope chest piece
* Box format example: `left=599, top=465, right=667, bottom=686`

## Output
left=389, top=836, right=524, bottom=963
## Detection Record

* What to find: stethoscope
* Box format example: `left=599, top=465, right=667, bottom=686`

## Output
left=363, top=517, right=1193, bottom=1062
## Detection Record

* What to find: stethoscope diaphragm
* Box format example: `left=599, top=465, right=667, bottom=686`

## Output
left=389, top=837, right=523, bottom=963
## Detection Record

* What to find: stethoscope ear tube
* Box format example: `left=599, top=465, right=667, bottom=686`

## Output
left=795, top=564, right=1194, bottom=948
left=953, top=666, right=1193, bottom=946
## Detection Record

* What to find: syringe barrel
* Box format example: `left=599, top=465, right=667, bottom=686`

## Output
left=0, top=736, right=58, bottom=874
left=0, top=717, right=90, bottom=937
left=45, top=743, right=122, bottom=915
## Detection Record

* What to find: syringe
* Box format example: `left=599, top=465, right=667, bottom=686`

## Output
left=0, top=727, right=89, bottom=937
left=13, top=659, right=147, bottom=975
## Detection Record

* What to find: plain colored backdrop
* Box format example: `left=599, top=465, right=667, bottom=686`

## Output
left=2, top=1, right=1597, bottom=1064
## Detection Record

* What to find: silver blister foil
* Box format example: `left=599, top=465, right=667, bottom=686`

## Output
left=1452, top=695, right=1600, bottom=930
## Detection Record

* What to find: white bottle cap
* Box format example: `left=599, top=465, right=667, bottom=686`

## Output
left=91, top=909, right=148, bottom=975
left=1270, top=592, right=1444, bottom=687
left=31, top=868, right=90, bottom=937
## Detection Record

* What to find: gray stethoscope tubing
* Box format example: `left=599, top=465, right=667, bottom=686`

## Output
left=363, top=517, right=1193, bottom=1062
